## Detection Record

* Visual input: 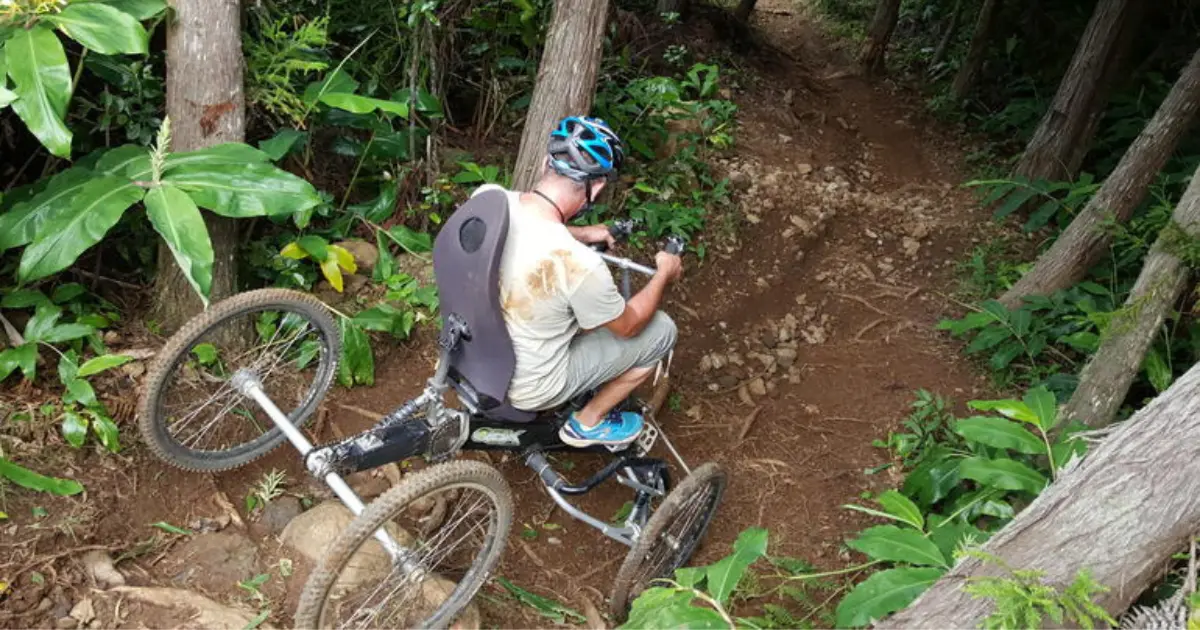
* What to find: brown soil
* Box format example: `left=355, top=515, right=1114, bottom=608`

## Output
left=0, top=3, right=1014, bottom=629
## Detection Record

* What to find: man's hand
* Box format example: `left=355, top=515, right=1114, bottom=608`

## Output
left=570, top=224, right=616, bottom=250
left=655, top=251, right=683, bottom=283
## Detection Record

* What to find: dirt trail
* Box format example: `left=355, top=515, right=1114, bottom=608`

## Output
left=1, top=4, right=1007, bottom=628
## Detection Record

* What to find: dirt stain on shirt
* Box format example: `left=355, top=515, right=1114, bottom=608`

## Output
left=550, top=248, right=588, bottom=285
left=526, top=258, right=558, bottom=302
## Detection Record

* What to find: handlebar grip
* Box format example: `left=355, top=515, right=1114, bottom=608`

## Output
left=664, top=235, right=686, bottom=256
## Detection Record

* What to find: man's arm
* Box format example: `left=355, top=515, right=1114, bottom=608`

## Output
left=603, top=252, right=682, bottom=338
left=567, top=225, right=614, bottom=249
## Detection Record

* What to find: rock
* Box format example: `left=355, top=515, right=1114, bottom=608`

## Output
left=69, top=598, right=94, bottom=625
left=729, top=170, right=751, bottom=191
left=259, top=496, right=303, bottom=534
left=343, top=273, right=370, bottom=294
left=347, top=470, right=393, bottom=500
left=737, top=386, right=754, bottom=406
left=748, top=378, right=767, bottom=397
left=333, top=239, right=379, bottom=273
left=105, top=587, right=274, bottom=629
left=797, top=163, right=813, bottom=176
left=54, top=617, right=76, bottom=629
left=716, top=374, right=740, bottom=389
left=760, top=330, right=778, bottom=349
left=167, top=531, right=260, bottom=594
left=902, top=236, right=921, bottom=258
left=102, top=331, right=121, bottom=345
left=394, top=253, right=436, bottom=285
left=81, top=551, right=125, bottom=589
left=699, top=354, right=714, bottom=373
left=120, top=361, right=145, bottom=379
left=281, top=501, right=413, bottom=591
left=775, top=347, right=798, bottom=369
left=37, top=598, right=54, bottom=613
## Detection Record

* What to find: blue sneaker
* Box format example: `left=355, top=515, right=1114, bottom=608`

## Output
left=559, top=410, right=644, bottom=448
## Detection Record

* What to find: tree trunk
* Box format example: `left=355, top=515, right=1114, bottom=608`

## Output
left=878, top=362, right=1200, bottom=627
left=928, top=0, right=964, bottom=71
left=999, top=48, right=1200, bottom=308
left=949, top=0, right=1001, bottom=101
left=1063, top=164, right=1200, bottom=428
left=733, top=0, right=758, bottom=23
left=1060, top=0, right=1145, bottom=177
left=152, top=0, right=245, bottom=332
left=1012, top=0, right=1135, bottom=182
left=511, top=0, right=610, bottom=192
left=857, top=0, right=902, bottom=75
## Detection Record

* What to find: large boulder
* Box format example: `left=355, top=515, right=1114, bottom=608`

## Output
left=280, top=501, right=414, bottom=592
left=164, top=531, right=260, bottom=594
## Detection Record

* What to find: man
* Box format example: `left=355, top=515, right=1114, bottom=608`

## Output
left=472, top=116, right=682, bottom=447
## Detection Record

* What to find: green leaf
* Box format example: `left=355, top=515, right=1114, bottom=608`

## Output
left=77, top=354, right=133, bottom=377
left=164, top=163, right=321, bottom=218
left=374, top=229, right=395, bottom=282
left=51, top=283, right=86, bottom=303
left=0, top=85, right=15, bottom=107
left=352, top=304, right=412, bottom=336
left=318, top=92, right=409, bottom=118
left=623, top=587, right=727, bottom=630
left=1142, top=346, right=1173, bottom=394
left=1061, top=331, right=1099, bottom=352
left=46, top=3, right=148, bottom=55
left=875, top=490, right=924, bottom=530
left=495, top=577, right=586, bottom=624
left=43, top=323, right=95, bottom=343
left=61, top=411, right=88, bottom=447
left=145, top=183, right=214, bottom=302
left=89, top=0, right=168, bottom=20
left=902, top=450, right=961, bottom=507
left=89, top=412, right=120, bottom=452
left=302, top=69, right=359, bottom=106
left=165, top=143, right=272, bottom=171
left=967, top=398, right=1037, bottom=424
left=6, top=26, right=72, bottom=157
left=191, top=343, right=218, bottom=365
left=1022, top=385, right=1058, bottom=431
left=1, top=289, right=51, bottom=308
left=927, top=515, right=989, bottom=562
left=337, top=318, right=374, bottom=386
left=151, top=521, right=192, bottom=535
left=95, top=144, right=147, bottom=176
left=349, top=180, right=398, bottom=223
left=18, top=175, right=144, bottom=282
left=258, top=129, right=308, bottom=161
left=0, top=168, right=94, bottom=252
left=675, top=566, right=706, bottom=588
left=23, top=303, right=62, bottom=342
left=847, top=525, right=948, bottom=567
left=0, top=457, right=83, bottom=495
left=959, top=456, right=1047, bottom=493
left=835, top=567, right=944, bottom=627
left=0, top=344, right=38, bottom=381
left=58, top=349, right=79, bottom=382
left=992, top=186, right=1038, bottom=220
left=706, top=526, right=768, bottom=604
left=954, top=416, right=1046, bottom=455
left=965, top=327, right=1010, bottom=354
left=64, top=378, right=97, bottom=406
left=386, top=224, right=432, bottom=254
left=296, top=235, right=329, bottom=261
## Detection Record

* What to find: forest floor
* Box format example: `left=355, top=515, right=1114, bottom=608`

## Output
left=0, top=1, right=1020, bottom=628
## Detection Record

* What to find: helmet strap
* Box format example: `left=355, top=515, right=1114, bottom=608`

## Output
left=583, top=179, right=595, bottom=215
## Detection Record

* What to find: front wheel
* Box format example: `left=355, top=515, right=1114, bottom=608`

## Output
left=137, top=289, right=340, bottom=472
left=295, top=460, right=514, bottom=629
left=609, top=462, right=727, bottom=622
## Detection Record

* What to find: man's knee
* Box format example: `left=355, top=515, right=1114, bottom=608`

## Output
left=644, top=311, right=677, bottom=357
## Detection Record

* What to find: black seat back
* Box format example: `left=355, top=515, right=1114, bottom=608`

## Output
left=432, top=189, right=536, bottom=423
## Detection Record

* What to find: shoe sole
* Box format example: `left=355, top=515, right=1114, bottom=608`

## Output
left=559, top=427, right=642, bottom=448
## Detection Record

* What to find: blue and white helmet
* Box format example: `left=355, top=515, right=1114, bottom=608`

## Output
left=547, top=116, right=625, bottom=183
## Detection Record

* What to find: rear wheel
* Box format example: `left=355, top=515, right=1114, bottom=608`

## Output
left=295, top=460, right=514, bottom=629
left=138, top=289, right=339, bottom=472
left=609, top=462, right=727, bottom=621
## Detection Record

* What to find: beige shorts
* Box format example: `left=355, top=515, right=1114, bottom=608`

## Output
left=540, top=311, right=678, bottom=410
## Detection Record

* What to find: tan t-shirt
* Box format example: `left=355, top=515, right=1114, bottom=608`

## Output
left=471, top=184, right=626, bottom=409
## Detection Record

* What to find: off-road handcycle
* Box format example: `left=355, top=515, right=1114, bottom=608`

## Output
left=137, top=188, right=727, bottom=628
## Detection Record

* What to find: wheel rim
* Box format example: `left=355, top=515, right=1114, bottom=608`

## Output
left=628, top=475, right=723, bottom=598
left=151, top=305, right=334, bottom=459
left=317, top=482, right=504, bottom=629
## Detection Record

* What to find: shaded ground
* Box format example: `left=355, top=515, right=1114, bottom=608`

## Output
left=0, top=2, right=1015, bottom=628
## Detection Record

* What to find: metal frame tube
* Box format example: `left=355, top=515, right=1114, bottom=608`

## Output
left=232, top=370, right=411, bottom=561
